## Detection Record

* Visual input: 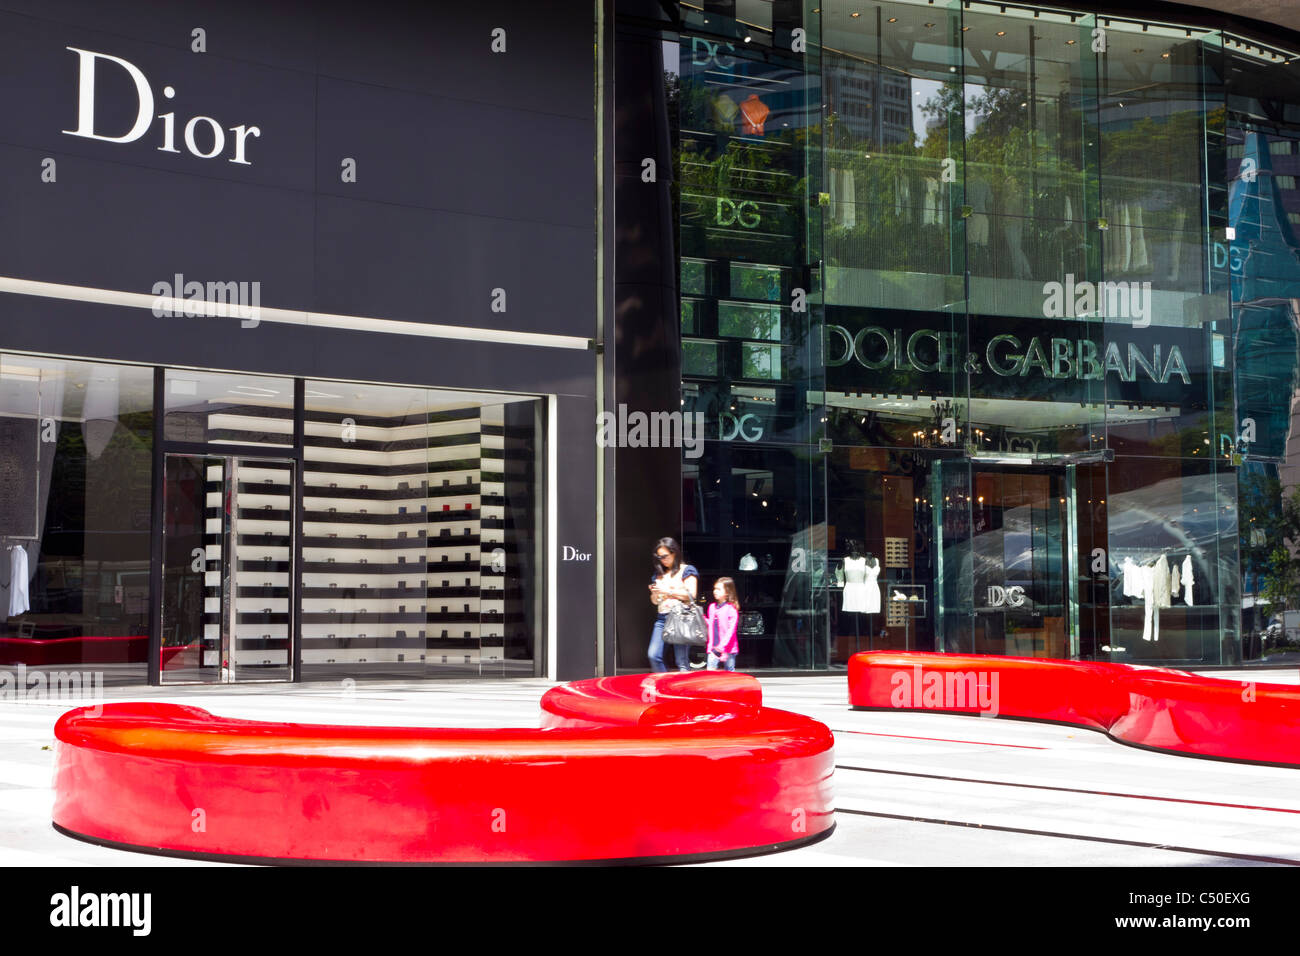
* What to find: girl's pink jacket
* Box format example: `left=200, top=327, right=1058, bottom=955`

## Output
left=704, top=602, right=739, bottom=656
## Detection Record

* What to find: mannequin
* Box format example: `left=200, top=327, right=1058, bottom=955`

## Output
left=841, top=539, right=881, bottom=650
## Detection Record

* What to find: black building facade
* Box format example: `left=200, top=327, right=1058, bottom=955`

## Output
left=0, top=0, right=600, bottom=684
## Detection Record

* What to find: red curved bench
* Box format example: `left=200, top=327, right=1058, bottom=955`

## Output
left=849, top=651, right=1300, bottom=767
left=52, top=672, right=835, bottom=864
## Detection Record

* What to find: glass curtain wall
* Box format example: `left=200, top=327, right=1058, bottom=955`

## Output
left=0, top=354, right=545, bottom=686
left=301, top=384, right=542, bottom=679
left=668, top=0, right=1294, bottom=668
left=0, top=355, right=153, bottom=685
left=1225, top=36, right=1300, bottom=663
left=676, top=1, right=825, bottom=668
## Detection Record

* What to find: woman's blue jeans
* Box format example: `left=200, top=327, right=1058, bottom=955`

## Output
left=648, top=615, right=690, bottom=672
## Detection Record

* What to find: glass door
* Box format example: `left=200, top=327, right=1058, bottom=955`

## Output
left=970, top=467, right=1072, bottom=658
left=161, top=453, right=295, bottom=682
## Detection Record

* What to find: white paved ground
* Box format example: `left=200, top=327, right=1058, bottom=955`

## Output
left=1, top=671, right=1298, bottom=867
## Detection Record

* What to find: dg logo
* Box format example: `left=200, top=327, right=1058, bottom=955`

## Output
left=719, top=412, right=764, bottom=442
left=987, top=585, right=1026, bottom=608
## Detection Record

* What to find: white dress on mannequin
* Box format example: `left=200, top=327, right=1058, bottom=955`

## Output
left=842, top=556, right=881, bottom=614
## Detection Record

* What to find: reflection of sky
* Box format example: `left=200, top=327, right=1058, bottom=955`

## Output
left=950, top=472, right=1225, bottom=610
left=1106, top=473, right=1224, bottom=562
left=910, top=78, right=946, bottom=139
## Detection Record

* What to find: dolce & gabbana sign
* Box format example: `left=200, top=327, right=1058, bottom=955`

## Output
left=826, top=324, right=1190, bottom=385
left=823, top=307, right=1206, bottom=405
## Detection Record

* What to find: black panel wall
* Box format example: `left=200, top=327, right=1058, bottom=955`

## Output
left=612, top=4, right=683, bottom=671
left=0, top=0, right=600, bottom=680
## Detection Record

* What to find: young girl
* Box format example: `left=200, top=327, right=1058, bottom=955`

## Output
left=704, top=577, right=740, bottom=671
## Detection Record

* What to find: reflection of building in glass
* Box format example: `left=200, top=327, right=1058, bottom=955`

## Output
left=615, top=0, right=1300, bottom=673
left=824, top=60, right=913, bottom=146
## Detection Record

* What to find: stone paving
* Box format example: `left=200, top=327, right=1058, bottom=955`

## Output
left=1, top=670, right=1297, bottom=866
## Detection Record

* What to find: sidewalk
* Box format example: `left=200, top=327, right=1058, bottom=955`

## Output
left=1, top=673, right=1297, bottom=866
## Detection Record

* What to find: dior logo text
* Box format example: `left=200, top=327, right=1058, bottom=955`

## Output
left=63, top=47, right=261, bottom=165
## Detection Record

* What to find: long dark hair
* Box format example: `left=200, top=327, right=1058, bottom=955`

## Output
left=653, top=536, right=683, bottom=575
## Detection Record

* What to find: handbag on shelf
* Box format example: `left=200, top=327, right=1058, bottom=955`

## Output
left=663, top=601, right=708, bottom=645
left=739, top=610, right=765, bottom=636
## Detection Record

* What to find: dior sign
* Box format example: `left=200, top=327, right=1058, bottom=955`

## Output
left=62, top=47, right=261, bottom=165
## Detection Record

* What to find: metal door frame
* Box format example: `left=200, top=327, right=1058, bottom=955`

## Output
left=154, top=447, right=300, bottom=684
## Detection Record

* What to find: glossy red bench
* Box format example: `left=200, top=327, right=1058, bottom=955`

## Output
left=849, top=651, right=1300, bottom=767
left=52, top=672, right=835, bottom=864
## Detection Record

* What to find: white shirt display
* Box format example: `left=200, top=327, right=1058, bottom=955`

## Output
left=8, top=546, right=29, bottom=618
left=1122, top=553, right=1197, bottom=643
left=841, top=555, right=880, bottom=614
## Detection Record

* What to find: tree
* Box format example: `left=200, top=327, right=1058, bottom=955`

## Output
left=1257, top=484, right=1300, bottom=615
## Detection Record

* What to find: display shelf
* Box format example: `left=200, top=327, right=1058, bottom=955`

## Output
left=191, top=403, right=534, bottom=665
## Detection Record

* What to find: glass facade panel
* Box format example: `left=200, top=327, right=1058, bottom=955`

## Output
left=661, top=0, right=1299, bottom=670
left=164, top=370, right=295, bottom=447
left=0, top=355, right=153, bottom=685
left=302, top=384, right=542, bottom=679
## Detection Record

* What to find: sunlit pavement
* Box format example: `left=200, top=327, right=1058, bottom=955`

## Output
left=1, top=670, right=1297, bottom=867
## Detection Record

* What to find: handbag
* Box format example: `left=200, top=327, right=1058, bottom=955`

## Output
left=663, top=602, right=707, bottom=645
left=739, top=611, right=764, bottom=636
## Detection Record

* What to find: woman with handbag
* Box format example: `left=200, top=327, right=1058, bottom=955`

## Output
left=648, top=537, right=699, bottom=672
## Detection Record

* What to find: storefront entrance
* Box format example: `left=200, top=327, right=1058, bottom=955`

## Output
left=937, top=462, right=1079, bottom=658
left=160, top=453, right=296, bottom=683
left=969, top=467, right=1073, bottom=657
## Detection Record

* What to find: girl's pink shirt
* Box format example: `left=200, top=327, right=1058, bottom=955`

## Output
left=704, top=602, right=739, bottom=655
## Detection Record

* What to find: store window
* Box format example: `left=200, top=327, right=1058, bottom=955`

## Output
left=301, top=383, right=543, bottom=679
left=0, top=355, right=153, bottom=685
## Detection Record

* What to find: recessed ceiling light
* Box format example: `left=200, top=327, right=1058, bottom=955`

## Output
left=851, top=12, right=861, bottom=18
left=1161, top=52, right=1170, bottom=58
left=996, top=30, right=1006, bottom=37
left=962, top=25, right=970, bottom=31
left=888, top=17, right=897, bottom=22
left=925, top=22, right=935, bottom=28
left=1066, top=39, right=1075, bottom=45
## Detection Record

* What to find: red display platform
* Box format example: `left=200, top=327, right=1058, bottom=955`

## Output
left=849, top=651, right=1300, bottom=767
left=0, top=635, right=149, bottom=666
left=52, top=672, right=835, bottom=864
